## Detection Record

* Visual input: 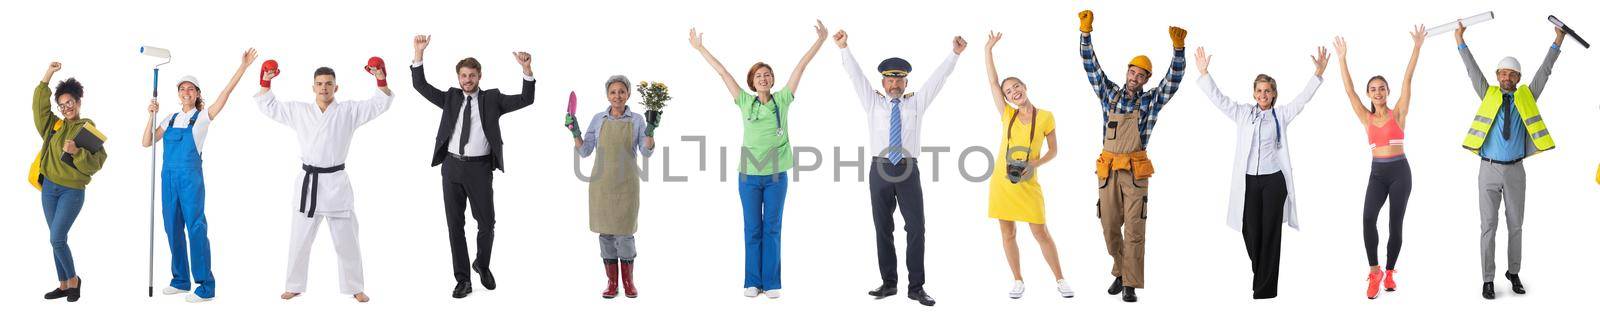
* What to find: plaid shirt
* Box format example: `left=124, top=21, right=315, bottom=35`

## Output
left=1080, top=33, right=1186, bottom=148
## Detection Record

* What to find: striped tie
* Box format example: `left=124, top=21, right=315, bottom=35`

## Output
left=888, top=99, right=903, bottom=164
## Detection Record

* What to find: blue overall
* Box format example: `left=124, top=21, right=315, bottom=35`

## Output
left=162, top=111, right=215, bottom=298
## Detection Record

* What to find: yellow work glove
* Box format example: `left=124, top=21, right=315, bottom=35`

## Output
left=1078, top=10, right=1094, bottom=33
left=1169, top=26, right=1187, bottom=48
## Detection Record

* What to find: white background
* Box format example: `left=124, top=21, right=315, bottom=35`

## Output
left=1, top=0, right=1595, bottom=316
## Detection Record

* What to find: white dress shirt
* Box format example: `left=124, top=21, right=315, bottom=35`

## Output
left=1245, top=107, right=1283, bottom=175
left=255, top=89, right=394, bottom=216
left=156, top=107, right=214, bottom=152
left=448, top=91, right=489, bottom=157
left=841, top=48, right=959, bottom=160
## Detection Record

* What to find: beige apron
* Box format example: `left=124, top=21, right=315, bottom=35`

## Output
left=589, top=117, right=641, bottom=235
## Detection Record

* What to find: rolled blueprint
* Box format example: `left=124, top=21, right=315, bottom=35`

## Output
left=1427, top=11, right=1494, bottom=37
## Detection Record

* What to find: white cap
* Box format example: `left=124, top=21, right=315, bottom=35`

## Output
left=178, top=75, right=199, bottom=87
left=1496, top=57, right=1521, bottom=74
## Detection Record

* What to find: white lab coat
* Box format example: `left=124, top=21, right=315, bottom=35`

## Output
left=1197, top=74, right=1321, bottom=232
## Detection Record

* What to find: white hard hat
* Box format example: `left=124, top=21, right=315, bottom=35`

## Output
left=1496, top=57, right=1521, bottom=74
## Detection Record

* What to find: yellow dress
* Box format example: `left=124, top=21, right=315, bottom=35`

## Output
left=988, top=106, right=1054, bottom=224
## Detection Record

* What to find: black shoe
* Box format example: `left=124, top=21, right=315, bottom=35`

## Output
left=44, top=288, right=67, bottom=300
left=867, top=285, right=897, bottom=299
left=1108, top=277, right=1124, bottom=295
left=1481, top=282, right=1495, bottom=300
left=907, top=289, right=936, bottom=307
left=452, top=282, right=473, bottom=299
left=1504, top=272, right=1525, bottom=294
left=64, top=277, right=82, bottom=302
left=1121, top=287, right=1138, bottom=302
left=473, top=260, right=496, bottom=290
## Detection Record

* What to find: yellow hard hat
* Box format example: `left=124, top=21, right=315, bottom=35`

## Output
left=1128, top=55, right=1153, bottom=73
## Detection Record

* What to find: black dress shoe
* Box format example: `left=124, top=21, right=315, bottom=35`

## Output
left=1121, top=287, right=1138, bottom=302
left=1108, top=277, right=1124, bottom=295
left=65, top=277, right=82, bottom=302
left=867, top=285, right=897, bottom=299
left=1481, top=282, right=1495, bottom=300
left=474, top=260, right=496, bottom=290
left=1504, top=272, right=1525, bottom=294
left=44, top=288, right=67, bottom=300
left=452, top=282, right=473, bottom=299
left=907, top=289, right=936, bottom=306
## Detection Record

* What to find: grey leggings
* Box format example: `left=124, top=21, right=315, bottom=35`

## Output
left=599, top=234, right=636, bottom=260
left=1363, top=156, right=1412, bottom=269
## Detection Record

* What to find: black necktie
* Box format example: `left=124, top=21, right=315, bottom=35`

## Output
left=459, top=96, right=473, bottom=155
left=1500, top=94, right=1512, bottom=140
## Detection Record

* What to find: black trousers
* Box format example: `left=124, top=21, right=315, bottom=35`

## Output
left=1242, top=172, right=1286, bottom=299
left=869, top=159, right=926, bottom=292
left=1363, top=158, right=1412, bottom=269
left=443, top=157, right=496, bottom=283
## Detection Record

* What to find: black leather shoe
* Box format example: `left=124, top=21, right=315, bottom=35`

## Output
left=474, top=260, right=496, bottom=290
left=452, top=282, right=473, bottom=299
left=907, top=289, right=936, bottom=306
left=1121, top=287, right=1138, bottom=303
left=44, top=288, right=67, bottom=300
left=1481, top=282, right=1495, bottom=300
left=1504, top=272, right=1525, bottom=294
left=65, top=277, right=82, bottom=302
left=1108, top=277, right=1124, bottom=295
left=867, top=285, right=897, bottom=299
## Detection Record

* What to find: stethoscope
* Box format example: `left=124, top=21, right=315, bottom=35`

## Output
left=745, top=94, right=784, bottom=136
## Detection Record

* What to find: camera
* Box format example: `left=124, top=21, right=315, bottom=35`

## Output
left=1005, top=160, right=1029, bottom=184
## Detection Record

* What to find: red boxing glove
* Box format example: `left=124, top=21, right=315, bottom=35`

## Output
left=366, top=56, right=387, bottom=87
left=260, top=59, right=279, bottom=88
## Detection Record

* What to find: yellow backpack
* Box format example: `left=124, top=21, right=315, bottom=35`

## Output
left=28, top=119, right=63, bottom=191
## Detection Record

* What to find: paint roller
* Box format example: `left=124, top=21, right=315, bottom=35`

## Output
left=1426, top=11, right=1495, bottom=38
left=139, top=45, right=171, bottom=298
left=1549, top=15, right=1590, bottom=49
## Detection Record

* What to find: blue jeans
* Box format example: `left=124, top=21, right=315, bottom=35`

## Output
left=739, top=172, right=787, bottom=290
left=41, top=177, right=85, bottom=282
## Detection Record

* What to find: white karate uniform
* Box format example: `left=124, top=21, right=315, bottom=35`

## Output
left=255, top=89, right=393, bottom=295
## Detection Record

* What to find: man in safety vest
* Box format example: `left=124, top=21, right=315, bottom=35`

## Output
left=1455, top=21, right=1567, bottom=300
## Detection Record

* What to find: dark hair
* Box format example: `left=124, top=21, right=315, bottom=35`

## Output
left=54, top=78, right=84, bottom=102
left=179, top=82, right=205, bottom=109
left=1366, top=76, right=1389, bottom=112
left=746, top=62, right=773, bottom=91
left=456, top=57, right=482, bottom=74
left=314, top=67, right=337, bottom=79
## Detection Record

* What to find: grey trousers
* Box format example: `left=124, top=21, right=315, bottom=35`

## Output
left=1478, top=161, right=1525, bottom=282
left=599, top=234, right=637, bottom=260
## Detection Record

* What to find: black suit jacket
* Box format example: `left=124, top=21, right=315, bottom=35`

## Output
left=411, top=64, right=536, bottom=171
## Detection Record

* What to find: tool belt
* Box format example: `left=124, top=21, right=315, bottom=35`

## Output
left=1096, top=150, right=1153, bottom=180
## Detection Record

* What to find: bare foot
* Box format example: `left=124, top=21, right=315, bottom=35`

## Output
left=280, top=292, right=300, bottom=300
left=353, top=292, right=370, bottom=303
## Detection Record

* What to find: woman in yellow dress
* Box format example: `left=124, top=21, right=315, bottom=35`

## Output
left=983, top=31, right=1072, bottom=300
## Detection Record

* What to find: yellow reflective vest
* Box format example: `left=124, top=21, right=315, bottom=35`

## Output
left=1462, top=85, right=1554, bottom=156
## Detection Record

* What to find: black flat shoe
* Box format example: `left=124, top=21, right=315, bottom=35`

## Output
left=44, top=288, right=67, bottom=300
left=65, top=278, right=82, bottom=302
left=1504, top=272, right=1525, bottom=294
left=1121, top=287, right=1138, bottom=303
left=1108, top=277, right=1124, bottom=295
left=452, top=282, right=473, bottom=299
left=867, top=285, right=897, bottom=299
left=1482, top=282, right=1495, bottom=300
left=907, top=289, right=936, bottom=307
left=473, top=260, right=496, bottom=291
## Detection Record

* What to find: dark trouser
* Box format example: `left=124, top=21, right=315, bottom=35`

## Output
left=1363, top=156, right=1412, bottom=270
left=869, top=158, right=926, bottom=292
left=443, top=156, right=496, bottom=283
left=1242, top=172, right=1287, bottom=299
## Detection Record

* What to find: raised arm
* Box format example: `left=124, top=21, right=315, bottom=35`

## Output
left=1456, top=21, right=1491, bottom=99
left=410, top=34, right=449, bottom=108
left=1333, top=36, right=1370, bottom=125
left=499, top=51, right=538, bottom=113
left=207, top=48, right=258, bottom=120
left=689, top=28, right=744, bottom=101
left=34, top=62, right=62, bottom=137
left=984, top=31, right=1008, bottom=116
left=1079, top=11, right=1117, bottom=104
left=914, top=35, right=965, bottom=111
left=1193, top=47, right=1247, bottom=123
left=1146, top=26, right=1188, bottom=112
left=1394, top=26, right=1424, bottom=126
left=836, top=29, right=880, bottom=111
left=1529, top=27, right=1566, bottom=99
left=784, top=20, right=828, bottom=94
left=1276, top=47, right=1329, bottom=121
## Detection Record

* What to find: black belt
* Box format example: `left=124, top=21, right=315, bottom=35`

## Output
left=1481, top=157, right=1523, bottom=165
left=299, top=164, right=346, bottom=218
left=449, top=153, right=489, bottom=162
left=872, top=157, right=917, bottom=165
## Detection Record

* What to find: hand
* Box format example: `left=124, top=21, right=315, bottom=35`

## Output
left=1078, top=10, right=1094, bottom=33
left=1169, top=26, right=1188, bottom=48
left=260, top=59, right=280, bottom=88
left=1410, top=24, right=1426, bottom=47
left=1194, top=47, right=1211, bottom=76
left=986, top=31, right=1003, bottom=51
left=565, top=114, right=582, bottom=138
left=1555, top=26, right=1567, bottom=46
left=366, top=57, right=388, bottom=85
left=513, top=51, right=533, bottom=76
left=148, top=99, right=160, bottom=117
left=242, top=48, right=259, bottom=66
left=688, top=28, right=705, bottom=50
left=63, top=140, right=79, bottom=155
left=832, top=29, right=848, bottom=49
left=1454, top=20, right=1466, bottom=46
left=953, top=36, right=968, bottom=54
left=414, top=34, right=431, bottom=53
left=645, top=109, right=662, bottom=127
left=1311, top=46, right=1330, bottom=77
left=813, top=19, right=828, bottom=41
left=1333, top=36, right=1348, bottom=59
left=43, top=61, right=62, bottom=83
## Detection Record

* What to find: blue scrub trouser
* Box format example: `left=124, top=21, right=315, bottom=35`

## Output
left=739, top=172, right=787, bottom=290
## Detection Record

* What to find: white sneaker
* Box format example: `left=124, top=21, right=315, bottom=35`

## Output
left=1057, top=279, right=1076, bottom=298
left=744, top=287, right=761, bottom=298
left=185, top=293, right=212, bottom=303
left=162, top=287, right=189, bottom=295
left=765, top=289, right=782, bottom=299
left=1009, top=280, right=1026, bottom=299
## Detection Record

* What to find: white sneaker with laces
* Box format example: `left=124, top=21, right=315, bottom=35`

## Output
left=162, top=287, right=189, bottom=295
left=1009, top=280, right=1026, bottom=299
left=744, top=287, right=761, bottom=298
left=765, top=289, right=782, bottom=299
left=1057, top=279, right=1076, bottom=298
left=185, top=293, right=212, bottom=303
